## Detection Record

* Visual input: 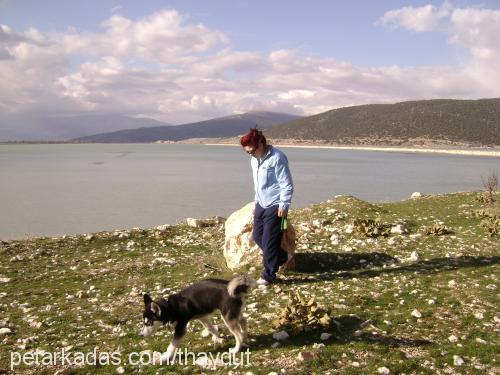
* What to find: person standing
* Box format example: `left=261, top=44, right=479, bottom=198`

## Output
left=240, top=128, right=294, bottom=286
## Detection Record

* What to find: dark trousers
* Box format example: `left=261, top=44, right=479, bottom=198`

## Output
left=252, top=203, right=288, bottom=282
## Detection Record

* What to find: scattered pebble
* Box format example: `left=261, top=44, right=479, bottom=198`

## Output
left=272, top=331, right=289, bottom=341
left=453, top=355, right=465, bottom=366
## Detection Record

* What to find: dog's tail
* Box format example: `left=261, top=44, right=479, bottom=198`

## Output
left=227, top=275, right=256, bottom=298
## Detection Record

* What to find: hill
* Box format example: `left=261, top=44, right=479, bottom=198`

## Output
left=0, top=114, right=171, bottom=142
left=265, top=98, right=500, bottom=146
left=0, top=191, right=498, bottom=373
left=74, top=112, right=301, bottom=143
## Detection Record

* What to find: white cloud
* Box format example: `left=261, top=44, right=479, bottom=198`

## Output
left=0, top=4, right=499, bottom=127
left=377, top=1, right=453, bottom=32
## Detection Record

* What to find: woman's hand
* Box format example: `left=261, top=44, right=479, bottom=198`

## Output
left=278, top=207, right=287, bottom=217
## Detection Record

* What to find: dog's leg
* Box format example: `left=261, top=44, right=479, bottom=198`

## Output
left=239, top=315, right=248, bottom=344
left=221, top=314, right=244, bottom=353
left=160, top=321, right=187, bottom=364
left=199, top=317, right=223, bottom=344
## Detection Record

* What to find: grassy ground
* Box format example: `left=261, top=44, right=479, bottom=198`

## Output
left=0, top=191, right=498, bottom=374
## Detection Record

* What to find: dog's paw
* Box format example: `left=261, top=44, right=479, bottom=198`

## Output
left=159, top=352, right=171, bottom=364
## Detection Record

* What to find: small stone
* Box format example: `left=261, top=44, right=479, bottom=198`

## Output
left=448, top=335, right=458, bottom=343
left=428, top=299, right=436, bottom=305
left=474, top=312, right=484, bottom=319
left=377, top=367, right=390, bottom=374
left=201, top=329, right=210, bottom=338
left=272, top=331, right=289, bottom=341
left=408, top=251, right=419, bottom=262
left=411, top=309, right=422, bottom=318
left=351, top=361, right=360, bottom=367
left=453, top=355, right=465, bottom=366
left=475, top=338, right=487, bottom=344
left=0, top=328, right=12, bottom=335
left=116, top=367, right=125, bottom=374
left=391, top=224, right=406, bottom=234
left=448, top=280, right=456, bottom=287
left=411, top=192, right=423, bottom=198
left=0, top=277, right=11, bottom=284
left=320, top=333, right=332, bottom=341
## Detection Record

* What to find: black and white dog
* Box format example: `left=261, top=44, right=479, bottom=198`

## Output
left=140, top=275, right=256, bottom=362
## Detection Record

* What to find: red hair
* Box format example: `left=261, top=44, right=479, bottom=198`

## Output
left=240, top=128, right=267, bottom=148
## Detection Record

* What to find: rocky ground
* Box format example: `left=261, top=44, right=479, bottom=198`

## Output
left=0, top=191, right=498, bottom=374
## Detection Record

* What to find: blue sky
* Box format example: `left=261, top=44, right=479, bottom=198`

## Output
left=1, top=0, right=499, bottom=124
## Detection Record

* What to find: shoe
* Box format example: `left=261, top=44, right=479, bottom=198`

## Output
left=256, top=277, right=270, bottom=286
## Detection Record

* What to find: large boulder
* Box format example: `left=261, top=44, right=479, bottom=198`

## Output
left=223, top=202, right=296, bottom=270
left=224, top=202, right=262, bottom=270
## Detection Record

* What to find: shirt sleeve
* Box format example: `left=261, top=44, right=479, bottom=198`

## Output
left=275, top=154, right=293, bottom=210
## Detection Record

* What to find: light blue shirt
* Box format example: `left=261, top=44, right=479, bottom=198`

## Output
left=251, top=145, right=293, bottom=211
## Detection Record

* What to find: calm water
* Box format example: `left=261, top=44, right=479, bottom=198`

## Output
left=1, top=144, right=498, bottom=240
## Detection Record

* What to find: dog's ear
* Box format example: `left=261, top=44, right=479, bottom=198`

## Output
left=150, top=302, right=161, bottom=317
left=143, top=293, right=152, bottom=306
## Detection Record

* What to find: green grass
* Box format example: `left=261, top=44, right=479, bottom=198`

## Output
left=0, top=191, right=498, bottom=374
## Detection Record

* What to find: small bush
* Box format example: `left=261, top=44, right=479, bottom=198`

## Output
left=353, top=218, right=392, bottom=238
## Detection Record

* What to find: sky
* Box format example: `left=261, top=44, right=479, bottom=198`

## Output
left=1, top=0, right=500, bottom=124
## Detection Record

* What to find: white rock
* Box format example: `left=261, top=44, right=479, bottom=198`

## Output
left=116, top=366, right=125, bottom=374
left=408, top=251, right=419, bottom=262
left=320, top=332, right=332, bottom=341
left=428, top=299, right=436, bottom=305
left=0, top=328, right=12, bottom=335
left=453, top=355, right=465, bottom=366
left=223, top=203, right=261, bottom=270
left=377, top=367, right=390, bottom=374
left=155, top=224, right=171, bottom=231
left=345, top=224, right=355, bottom=234
left=411, top=192, right=423, bottom=198
left=411, top=309, right=422, bottom=318
left=391, top=224, right=406, bottom=234
left=272, top=331, right=289, bottom=341
left=186, top=218, right=202, bottom=227
left=474, top=312, right=484, bottom=320
left=475, top=338, right=487, bottom=344
left=388, top=237, right=401, bottom=246
left=351, top=361, right=360, bottom=367
left=0, top=277, right=11, bottom=284
left=223, top=203, right=296, bottom=270
left=330, top=234, right=341, bottom=245
left=448, top=335, right=458, bottom=343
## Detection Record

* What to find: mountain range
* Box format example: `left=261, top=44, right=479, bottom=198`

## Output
left=0, top=114, right=171, bottom=142
left=265, top=98, right=500, bottom=146
left=73, top=112, right=301, bottom=143
left=2, top=98, right=499, bottom=146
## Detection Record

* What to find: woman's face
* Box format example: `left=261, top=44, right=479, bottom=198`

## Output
left=244, top=141, right=265, bottom=158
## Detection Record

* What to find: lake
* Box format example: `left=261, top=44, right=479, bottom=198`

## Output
left=0, top=143, right=498, bottom=240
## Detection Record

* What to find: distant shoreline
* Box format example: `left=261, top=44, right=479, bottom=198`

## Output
left=204, top=142, right=500, bottom=157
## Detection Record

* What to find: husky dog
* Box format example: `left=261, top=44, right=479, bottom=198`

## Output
left=140, top=275, right=256, bottom=362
